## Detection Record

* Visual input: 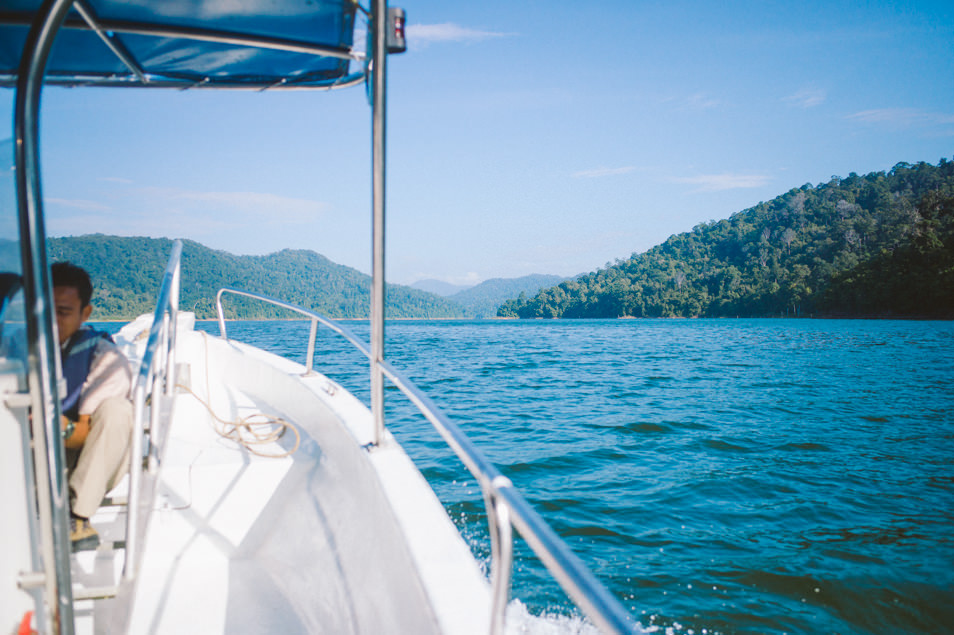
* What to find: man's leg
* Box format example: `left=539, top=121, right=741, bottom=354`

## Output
left=68, top=396, right=133, bottom=519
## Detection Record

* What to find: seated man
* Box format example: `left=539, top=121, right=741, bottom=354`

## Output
left=52, top=262, right=133, bottom=550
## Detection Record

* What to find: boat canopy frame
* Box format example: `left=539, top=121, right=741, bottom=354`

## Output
left=0, top=0, right=372, bottom=89
left=6, top=1, right=633, bottom=634
left=7, top=0, right=392, bottom=632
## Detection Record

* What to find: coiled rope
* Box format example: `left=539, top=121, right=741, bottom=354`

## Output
left=175, top=331, right=300, bottom=459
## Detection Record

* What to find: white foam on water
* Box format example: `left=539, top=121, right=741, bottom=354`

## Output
left=504, top=599, right=653, bottom=635
left=503, top=601, right=600, bottom=635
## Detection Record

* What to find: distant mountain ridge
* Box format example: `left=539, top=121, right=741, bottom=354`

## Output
left=499, top=159, right=954, bottom=319
left=409, top=275, right=568, bottom=316
left=410, top=279, right=472, bottom=296
left=45, top=235, right=560, bottom=320
left=450, top=274, right=567, bottom=318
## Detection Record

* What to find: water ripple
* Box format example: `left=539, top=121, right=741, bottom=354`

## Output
left=184, top=318, right=954, bottom=635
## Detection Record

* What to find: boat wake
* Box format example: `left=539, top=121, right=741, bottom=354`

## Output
left=505, top=601, right=604, bottom=634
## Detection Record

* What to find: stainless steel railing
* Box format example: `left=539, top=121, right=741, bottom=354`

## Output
left=14, top=1, right=81, bottom=631
left=215, top=287, right=635, bottom=635
left=123, top=239, right=181, bottom=581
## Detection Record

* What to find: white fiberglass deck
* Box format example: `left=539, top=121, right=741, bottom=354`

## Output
left=74, top=315, right=491, bottom=634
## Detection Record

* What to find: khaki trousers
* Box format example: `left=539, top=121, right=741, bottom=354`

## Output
left=67, top=395, right=134, bottom=519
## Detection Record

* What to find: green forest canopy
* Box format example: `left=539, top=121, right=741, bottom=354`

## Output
left=499, top=159, right=954, bottom=319
left=39, top=159, right=954, bottom=321
left=45, top=237, right=570, bottom=321
left=47, top=236, right=465, bottom=320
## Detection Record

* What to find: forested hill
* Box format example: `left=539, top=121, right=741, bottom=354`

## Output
left=46, top=235, right=465, bottom=320
left=499, top=159, right=954, bottom=319
left=450, top=274, right=566, bottom=318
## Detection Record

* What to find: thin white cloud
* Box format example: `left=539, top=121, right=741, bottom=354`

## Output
left=673, top=173, right=771, bottom=192
left=136, top=187, right=327, bottom=220
left=97, top=176, right=133, bottom=184
left=406, top=23, right=511, bottom=46
left=783, top=88, right=826, bottom=109
left=846, top=108, right=954, bottom=128
left=572, top=166, right=638, bottom=179
left=45, top=197, right=112, bottom=211
left=685, top=93, right=721, bottom=110
left=448, top=272, right=482, bottom=286
left=45, top=185, right=329, bottom=245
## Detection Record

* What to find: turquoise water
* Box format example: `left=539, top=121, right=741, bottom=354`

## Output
left=184, top=318, right=953, bottom=634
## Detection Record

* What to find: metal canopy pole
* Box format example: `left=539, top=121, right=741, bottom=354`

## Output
left=14, top=0, right=79, bottom=632
left=370, top=0, right=388, bottom=446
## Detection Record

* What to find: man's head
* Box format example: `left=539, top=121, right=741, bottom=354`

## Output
left=51, top=262, right=93, bottom=345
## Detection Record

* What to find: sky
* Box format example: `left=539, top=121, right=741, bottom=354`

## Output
left=2, top=0, right=953, bottom=287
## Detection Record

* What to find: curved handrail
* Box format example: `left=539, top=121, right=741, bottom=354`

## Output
left=215, top=288, right=635, bottom=635
left=124, top=239, right=181, bottom=581
left=215, top=287, right=370, bottom=374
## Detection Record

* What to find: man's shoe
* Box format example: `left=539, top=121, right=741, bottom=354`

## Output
left=70, top=516, right=100, bottom=552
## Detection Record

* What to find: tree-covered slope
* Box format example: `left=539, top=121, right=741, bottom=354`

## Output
left=450, top=274, right=566, bottom=318
left=499, top=159, right=954, bottom=319
left=46, top=235, right=465, bottom=320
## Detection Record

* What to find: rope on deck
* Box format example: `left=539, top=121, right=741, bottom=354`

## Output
left=176, top=331, right=301, bottom=459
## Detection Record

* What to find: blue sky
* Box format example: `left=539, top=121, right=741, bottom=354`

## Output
left=3, top=0, right=952, bottom=286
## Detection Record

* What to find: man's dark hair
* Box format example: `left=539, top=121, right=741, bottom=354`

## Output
left=51, top=261, right=93, bottom=308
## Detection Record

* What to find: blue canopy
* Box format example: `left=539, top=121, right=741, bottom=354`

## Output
left=0, top=0, right=363, bottom=89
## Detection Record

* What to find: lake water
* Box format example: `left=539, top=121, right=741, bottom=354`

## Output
left=151, top=318, right=953, bottom=634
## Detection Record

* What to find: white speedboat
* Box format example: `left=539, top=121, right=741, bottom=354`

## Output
left=0, top=2, right=634, bottom=633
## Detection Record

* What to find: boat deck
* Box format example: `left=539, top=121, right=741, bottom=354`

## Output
left=71, top=321, right=490, bottom=634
